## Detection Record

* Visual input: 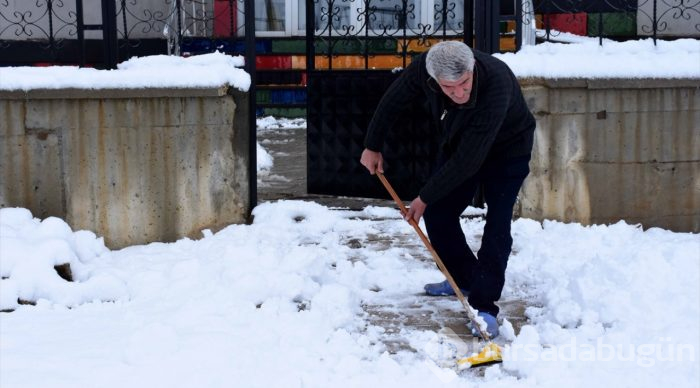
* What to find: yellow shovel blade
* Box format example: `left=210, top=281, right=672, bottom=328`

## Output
left=456, top=342, right=503, bottom=368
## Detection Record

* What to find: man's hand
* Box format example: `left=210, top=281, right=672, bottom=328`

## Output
left=360, top=149, right=384, bottom=175
left=405, top=196, right=427, bottom=223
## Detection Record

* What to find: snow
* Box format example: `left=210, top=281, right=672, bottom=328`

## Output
left=494, top=38, right=700, bottom=79
left=0, top=208, right=126, bottom=310
left=255, top=115, right=305, bottom=174
left=1, top=200, right=698, bottom=386
left=255, top=116, right=304, bottom=180
left=0, top=51, right=251, bottom=91
left=256, top=142, right=273, bottom=174
left=257, top=116, right=307, bottom=131
left=0, top=39, right=698, bottom=93
left=2, top=39, right=700, bottom=387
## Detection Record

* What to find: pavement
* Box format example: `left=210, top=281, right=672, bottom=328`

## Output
left=257, top=125, right=528, bottom=359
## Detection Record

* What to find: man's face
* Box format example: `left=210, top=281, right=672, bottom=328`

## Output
left=437, top=71, right=473, bottom=105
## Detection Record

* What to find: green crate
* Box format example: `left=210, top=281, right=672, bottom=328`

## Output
left=256, top=90, right=271, bottom=104
left=271, top=39, right=306, bottom=54
left=314, top=37, right=397, bottom=55
left=366, top=38, right=399, bottom=54
left=587, top=12, right=636, bottom=37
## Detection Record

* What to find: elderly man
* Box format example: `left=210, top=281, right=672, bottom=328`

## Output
left=360, top=41, right=535, bottom=339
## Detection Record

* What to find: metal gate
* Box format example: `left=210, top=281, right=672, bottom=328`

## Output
left=305, top=0, right=493, bottom=200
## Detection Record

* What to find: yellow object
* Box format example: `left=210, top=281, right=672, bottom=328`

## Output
left=456, top=342, right=503, bottom=368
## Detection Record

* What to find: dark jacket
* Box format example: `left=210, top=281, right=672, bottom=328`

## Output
left=364, top=49, right=536, bottom=204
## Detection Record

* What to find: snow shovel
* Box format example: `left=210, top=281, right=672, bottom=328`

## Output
left=376, top=172, right=503, bottom=368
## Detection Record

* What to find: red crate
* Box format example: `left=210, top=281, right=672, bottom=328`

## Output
left=543, top=12, right=587, bottom=36
left=256, top=55, right=292, bottom=70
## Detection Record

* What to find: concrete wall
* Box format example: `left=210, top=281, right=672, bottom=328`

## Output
left=0, top=87, right=251, bottom=248
left=519, top=78, right=700, bottom=232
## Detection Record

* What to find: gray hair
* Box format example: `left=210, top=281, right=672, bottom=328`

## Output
left=425, top=41, right=475, bottom=81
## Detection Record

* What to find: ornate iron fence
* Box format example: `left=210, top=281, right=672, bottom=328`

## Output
left=306, top=0, right=699, bottom=67
left=527, top=0, right=700, bottom=46
left=0, top=0, right=77, bottom=62
left=2, top=0, right=699, bottom=67
left=0, top=0, right=246, bottom=66
left=115, top=0, right=241, bottom=57
left=307, top=0, right=475, bottom=69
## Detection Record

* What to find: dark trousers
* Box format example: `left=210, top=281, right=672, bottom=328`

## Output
left=423, top=155, right=530, bottom=316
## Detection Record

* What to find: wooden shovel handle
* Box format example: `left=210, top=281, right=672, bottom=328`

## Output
left=376, top=172, right=490, bottom=341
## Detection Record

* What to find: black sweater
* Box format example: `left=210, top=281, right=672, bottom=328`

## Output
left=364, top=50, right=536, bottom=204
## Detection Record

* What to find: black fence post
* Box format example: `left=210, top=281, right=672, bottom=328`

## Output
left=75, top=0, right=86, bottom=67
left=176, top=0, right=183, bottom=52
left=101, top=0, right=118, bottom=68
left=119, top=0, right=129, bottom=60
left=244, top=0, right=257, bottom=210
left=47, top=0, right=56, bottom=62
left=652, top=0, right=658, bottom=45
left=474, top=0, right=500, bottom=53
left=364, top=0, right=370, bottom=69
left=464, top=0, right=474, bottom=47
left=515, top=0, right=522, bottom=51
left=306, top=0, right=315, bottom=72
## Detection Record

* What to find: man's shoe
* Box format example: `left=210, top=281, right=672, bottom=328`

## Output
left=468, top=312, right=499, bottom=339
left=424, top=280, right=469, bottom=296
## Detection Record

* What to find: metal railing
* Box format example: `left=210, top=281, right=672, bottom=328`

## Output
left=1, top=0, right=699, bottom=66
left=307, top=0, right=475, bottom=69
left=0, top=0, right=246, bottom=67
left=527, top=0, right=700, bottom=47
left=0, top=0, right=77, bottom=58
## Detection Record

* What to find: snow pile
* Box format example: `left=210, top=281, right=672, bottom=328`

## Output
left=500, top=219, right=700, bottom=384
left=256, top=142, right=273, bottom=173
left=495, top=38, right=700, bottom=79
left=0, top=208, right=127, bottom=310
left=0, top=51, right=251, bottom=91
left=1, top=201, right=698, bottom=387
left=0, top=202, right=446, bottom=386
left=255, top=116, right=306, bottom=182
left=257, top=115, right=307, bottom=132
left=534, top=29, right=606, bottom=44
left=1, top=39, right=697, bottom=93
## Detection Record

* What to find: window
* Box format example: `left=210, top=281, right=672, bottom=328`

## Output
left=274, top=0, right=466, bottom=37
left=432, top=0, right=465, bottom=33
left=297, top=0, right=352, bottom=35
left=257, top=0, right=286, bottom=31
left=368, top=0, right=422, bottom=32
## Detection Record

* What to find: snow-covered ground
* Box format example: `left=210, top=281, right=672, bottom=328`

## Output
left=255, top=116, right=307, bottom=183
left=1, top=201, right=698, bottom=387
left=1, top=39, right=700, bottom=387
